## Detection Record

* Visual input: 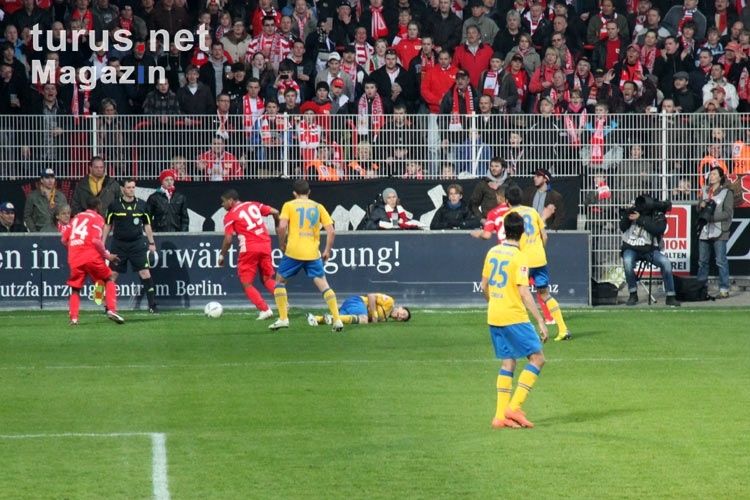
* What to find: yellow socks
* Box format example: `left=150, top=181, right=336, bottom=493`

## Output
left=545, top=296, right=568, bottom=333
left=495, top=370, right=514, bottom=419
left=274, top=284, right=288, bottom=321
left=508, top=365, right=541, bottom=411
left=322, top=288, right=339, bottom=322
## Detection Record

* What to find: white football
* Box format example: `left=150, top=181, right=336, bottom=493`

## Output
left=204, top=301, right=223, bottom=318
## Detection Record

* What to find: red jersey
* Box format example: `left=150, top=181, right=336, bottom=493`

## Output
left=61, top=209, right=108, bottom=267
left=483, top=202, right=511, bottom=244
left=224, top=201, right=273, bottom=253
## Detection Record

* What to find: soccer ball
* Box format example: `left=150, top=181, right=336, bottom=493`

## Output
left=204, top=301, right=223, bottom=318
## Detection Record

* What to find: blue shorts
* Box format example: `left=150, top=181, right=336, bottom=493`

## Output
left=529, top=265, right=550, bottom=289
left=340, top=296, right=367, bottom=316
left=490, top=322, right=543, bottom=360
left=276, top=256, right=326, bottom=279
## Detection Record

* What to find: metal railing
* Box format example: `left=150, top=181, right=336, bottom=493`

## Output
left=2, top=111, right=747, bottom=282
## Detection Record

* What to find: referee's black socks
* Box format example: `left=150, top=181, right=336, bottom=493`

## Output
left=142, top=277, right=156, bottom=308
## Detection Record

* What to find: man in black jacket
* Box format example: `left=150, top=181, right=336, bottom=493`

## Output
left=620, top=194, right=680, bottom=307
left=146, top=169, right=189, bottom=232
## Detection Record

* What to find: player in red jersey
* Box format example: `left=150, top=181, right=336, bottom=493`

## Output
left=61, top=197, right=124, bottom=325
left=471, top=185, right=510, bottom=244
left=218, top=189, right=280, bottom=320
left=471, top=185, right=555, bottom=324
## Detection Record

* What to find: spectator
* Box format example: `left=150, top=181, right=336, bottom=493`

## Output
left=348, top=141, right=379, bottom=178
left=177, top=65, right=216, bottom=115
left=358, top=0, right=397, bottom=45
left=393, top=21, right=422, bottom=69
left=634, top=10, right=663, bottom=45
left=522, top=1, right=552, bottom=48
left=95, top=99, right=128, bottom=178
left=121, top=41, right=157, bottom=112
left=673, top=71, right=700, bottom=112
left=24, top=168, right=68, bottom=232
left=421, top=49, right=458, bottom=114
left=304, top=143, right=343, bottom=181
left=272, top=60, right=301, bottom=104
left=169, top=155, right=192, bottom=182
left=70, top=156, right=121, bottom=216
left=143, top=78, right=181, bottom=119
left=108, top=5, right=148, bottom=43
left=246, top=14, right=292, bottom=71
left=149, top=0, right=190, bottom=39
left=697, top=166, right=734, bottom=298
left=0, top=202, right=27, bottom=233
left=660, top=0, right=707, bottom=42
left=702, top=63, right=739, bottom=110
left=286, top=39, right=314, bottom=99
left=0, top=61, right=27, bottom=115
left=591, top=20, right=627, bottom=73
left=279, top=86, right=301, bottom=114
left=439, top=69, right=478, bottom=145
left=314, top=51, right=355, bottom=101
left=620, top=195, right=680, bottom=307
left=368, top=38, right=389, bottom=74
left=492, top=9, right=523, bottom=60
left=430, top=183, right=481, bottom=229
left=297, top=102, right=323, bottom=165
left=551, top=32, right=579, bottom=76
left=91, top=0, right=119, bottom=32
left=221, top=19, right=252, bottom=65
left=330, top=0, right=357, bottom=49
left=340, top=45, right=366, bottom=98
left=246, top=52, right=276, bottom=94
left=197, top=136, right=243, bottom=180
left=587, top=0, right=630, bottom=46
left=370, top=47, right=417, bottom=112
left=698, top=142, right=729, bottom=190
left=199, top=41, right=232, bottom=97
left=350, top=26, right=375, bottom=69
left=522, top=168, right=565, bottom=230
left=11, top=0, right=52, bottom=34
left=252, top=98, right=292, bottom=176
left=582, top=101, right=623, bottom=171
left=355, top=78, right=390, bottom=143
left=689, top=49, right=715, bottom=96
left=235, top=77, right=265, bottom=137
left=423, top=0, right=463, bottom=54
left=478, top=54, right=518, bottom=113
left=454, top=126, right=493, bottom=178
left=474, top=94, right=504, bottom=149
left=529, top=47, right=562, bottom=107
left=453, top=25, right=494, bottom=89
left=328, top=77, right=351, bottom=113
left=146, top=169, right=189, bottom=232
left=40, top=203, right=72, bottom=233
left=366, top=187, right=421, bottom=229
left=402, top=160, right=424, bottom=179
left=25, top=83, right=71, bottom=163
left=463, top=0, right=499, bottom=45
left=378, top=103, right=420, bottom=175
left=469, top=156, right=506, bottom=224
left=406, top=35, right=437, bottom=104
left=305, top=18, right=336, bottom=73
left=505, top=53, right=529, bottom=113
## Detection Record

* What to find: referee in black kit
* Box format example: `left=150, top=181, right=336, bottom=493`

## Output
left=102, top=178, right=159, bottom=313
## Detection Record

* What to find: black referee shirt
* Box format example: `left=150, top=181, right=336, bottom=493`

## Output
left=106, top=196, right=152, bottom=242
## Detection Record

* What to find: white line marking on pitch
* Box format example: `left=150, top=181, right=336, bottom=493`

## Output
left=0, top=432, right=170, bottom=500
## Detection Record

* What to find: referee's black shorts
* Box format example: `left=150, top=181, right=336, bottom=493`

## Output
left=110, top=239, right=149, bottom=273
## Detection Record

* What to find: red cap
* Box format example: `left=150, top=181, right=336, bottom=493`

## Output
left=725, top=41, right=740, bottom=52
left=159, top=169, right=176, bottom=184
left=300, top=101, right=317, bottom=113
left=712, top=86, right=726, bottom=94
left=626, top=43, right=640, bottom=51
left=331, top=77, right=345, bottom=89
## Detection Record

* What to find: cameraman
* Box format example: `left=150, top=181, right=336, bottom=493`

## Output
left=620, top=195, right=680, bottom=307
left=696, top=166, right=734, bottom=299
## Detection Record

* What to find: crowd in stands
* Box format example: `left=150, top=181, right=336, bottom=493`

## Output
left=2, top=0, right=750, bottom=186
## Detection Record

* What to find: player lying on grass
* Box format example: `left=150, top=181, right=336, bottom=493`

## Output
left=306, top=293, right=411, bottom=326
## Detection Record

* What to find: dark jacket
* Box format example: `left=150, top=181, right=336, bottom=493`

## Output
left=522, top=185, right=566, bottom=230
left=469, top=178, right=500, bottom=220
left=619, top=206, right=666, bottom=253
left=146, top=189, right=189, bottom=232
left=430, top=197, right=480, bottom=230
left=70, top=175, right=122, bottom=216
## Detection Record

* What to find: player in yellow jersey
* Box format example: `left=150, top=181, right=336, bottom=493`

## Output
left=506, top=185, right=571, bottom=341
left=482, top=211, right=548, bottom=429
left=305, top=293, right=411, bottom=326
left=269, top=179, right=343, bottom=332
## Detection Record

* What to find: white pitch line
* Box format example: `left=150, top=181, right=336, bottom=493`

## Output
left=0, top=432, right=171, bottom=500
left=151, top=433, right=171, bottom=500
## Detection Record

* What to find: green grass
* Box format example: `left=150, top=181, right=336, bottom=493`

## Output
left=1, top=307, right=749, bottom=499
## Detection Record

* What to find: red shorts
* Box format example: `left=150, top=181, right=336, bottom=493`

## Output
left=237, top=251, right=274, bottom=284
left=67, top=259, right=112, bottom=289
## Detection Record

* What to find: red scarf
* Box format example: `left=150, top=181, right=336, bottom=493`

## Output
left=216, top=111, right=230, bottom=138
left=640, top=45, right=659, bottom=73
left=597, top=178, right=611, bottom=200
left=599, top=13, right=616, bottom=40
left=72, top=9, right=93, bottom=31
left=215, top=26, right=228, bottom=42
left=277, top=79, right=301, bottom=102
left=260, top=114, right=287, bottom=143
left=119, top=17, right=132, bottom=37
left=738, top=67, right=749, bottom=101
left=450, top=86, right=474, bottom=127
left=619, top=60, right=643, bottom=90
left=295, top=14, right=309, bottom=38
left=562, top=47, right=574, bottom=75
left=524, top=12, right=542, bottom=35
left=564, top=108, right=587, bottom=147
left=482, top=70, right=499, bottom=96
left=591, top=117, right=605, bottom=165
left=510, top=69, right=528, bottom=102
left=354, top=43, right=373, bottom=66
left=298, top=121, right=321, bottom=162
left=632, top=15, right=646, bottom=41
left=736, top=0, right=747, bottom=16
left=342, top=62, right=358, bottom=83
left=715, top=12, right=728, bottom=35
left=370, top=6, right=389, bottom=40
left=243, top=95, right=264, bottom=135
left=678, top=9, right=696, bottom=36
left=71, top=82, right=90, bottom=124
left=625, top=0, right=639, bottom=14
left=357, top=94, right=385, bottom=135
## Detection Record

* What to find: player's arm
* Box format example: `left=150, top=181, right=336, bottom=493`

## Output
left=268, top=207, right=280, bottom=227
left=480, top=275, right=490, bottom=302
left=218, top=232, right=233, bottom=267
left=366, top=293, right=379, bottom=322
left=321, top=223, right=335, bottom=261
left=92, top=236, right=120, bottom=264
left=277, top=217, right=289, bottom=253
left=471, top=229, right=493, bottom=240
left=540, top=225, right=548, bottom=246
left=519, top=284, right=548, bottom=343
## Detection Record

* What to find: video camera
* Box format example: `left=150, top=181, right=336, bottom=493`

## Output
left=634, top=194, right=672, bottom=215
left=695, top=199, right=717, bottom=235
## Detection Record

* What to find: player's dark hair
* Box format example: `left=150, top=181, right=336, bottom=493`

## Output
left=86, top=196, right=102, bottom=211
left=506, top=185, right=523, bottom=206
left=504, top=212, right=524, bottom=241
left=402, top=307, right=411, bottom=322
left=222, top=188, right=239, bottom=201
left=293, top=179, right=310, bottom=195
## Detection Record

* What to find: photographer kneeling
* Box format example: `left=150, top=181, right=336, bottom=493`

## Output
left=620, top=195, right=680, bottom=307
left=696, top=166, right=734, bottom=299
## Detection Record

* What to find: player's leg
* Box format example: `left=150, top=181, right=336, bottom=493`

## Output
left=67, top=266, right=86, bottom=324
left=130, top=241, right=157, bottom=312
left=533, top=266, right=570, bottom=341
left=503, top=323, right=545, bottom=427
left=269, top=257, right=299, bottom=329
left=337, top=296, right=367, bottom=324
left=306, top=259, right=340, bottom=325
left=238, top=254, right=272, bottom=318
left=259, top=253, right=276, bottom=295
left=89, top=260, right=123, bottom=324
left=530, top=276, right=554, bottom=324
left=489, top=326, right=519, bottom=428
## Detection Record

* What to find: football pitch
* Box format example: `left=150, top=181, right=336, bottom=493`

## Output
left=1, top=306, right=748, bottom=499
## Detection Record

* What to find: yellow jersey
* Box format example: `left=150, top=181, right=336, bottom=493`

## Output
left=279, top=198, right=333, bottom=261
left=483, top=243, right=531, bottom=327
left=362, top=294, right=395, bottom=322
left=509, top=205, right=547, bottom=267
